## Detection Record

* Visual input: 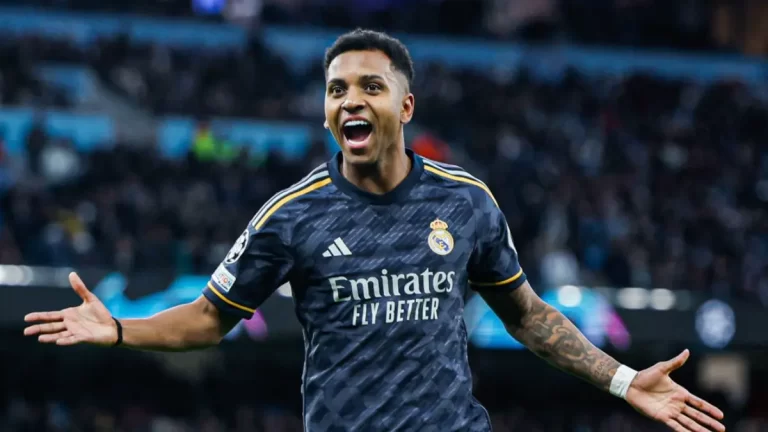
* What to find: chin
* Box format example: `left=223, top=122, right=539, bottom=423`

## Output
left=341, top=143, right=380, bottom=165
left=343, top=151, right=379, bottom=166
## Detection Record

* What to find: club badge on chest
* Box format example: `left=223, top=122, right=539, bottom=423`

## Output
left=428, top=218, right=454, bottom=256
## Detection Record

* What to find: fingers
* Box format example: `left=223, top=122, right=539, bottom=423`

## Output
left=683, top=406, right=725, bottom=432
left=687, top=393, right=725, bottom=420
left=665, top=418, right=687, bottom=432
left=24, top=311, right=63, bottom=323
left=660, top=349, right=690, bottom=374
left=676, top=414, right=710, bottom=432
left=56, top=334, right=84, bottom=346
left=69, top=272, right=95, bottom=303
left=35, top=330, right=85, bottom=346
left=24, top=322, right=66, bottom=336
left=38, top=331, right=72, bottom=344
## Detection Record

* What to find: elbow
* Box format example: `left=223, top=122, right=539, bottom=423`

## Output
left=181, top=296, right=232, bottom=350
left=208, top=329, right=227, bottom=347
left=503, top=302, right=552, bottom=339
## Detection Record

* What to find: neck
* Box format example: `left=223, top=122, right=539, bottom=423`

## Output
left=341, top=147, right=411, bottom=195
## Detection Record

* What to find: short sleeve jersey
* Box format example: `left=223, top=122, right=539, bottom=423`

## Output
left=204, top=149, right=527, bottom=432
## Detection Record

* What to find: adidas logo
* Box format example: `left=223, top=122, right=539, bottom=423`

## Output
left=322, top=238, right=352, bottom=257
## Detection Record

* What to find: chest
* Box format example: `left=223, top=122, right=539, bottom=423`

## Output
left=291, top=196, right=477, bottom=281
left=289, top=195, right=476, bottom=331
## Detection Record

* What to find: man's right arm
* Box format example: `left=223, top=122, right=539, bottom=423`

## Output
left=26, top=197, right=295, bottom=351
left=24, top=273, right=241, bottom=350
left=121, top=212, right=294, bottom=351
left=118, top=296, right=239, bottom=351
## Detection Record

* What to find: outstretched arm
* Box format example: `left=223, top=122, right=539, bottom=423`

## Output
left=479, top=281, right=725, bottom=432
left=24, top=273, right=237, bottom=351
left=26, top=208, right=293, bottom=351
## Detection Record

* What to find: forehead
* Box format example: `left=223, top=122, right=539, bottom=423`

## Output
left=326, top=50, right=396, bottom=81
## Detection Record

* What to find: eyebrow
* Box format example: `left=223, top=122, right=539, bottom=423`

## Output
left=360, top=74, right=386, bottom=82
left=327, top=74, right=387, bottom=87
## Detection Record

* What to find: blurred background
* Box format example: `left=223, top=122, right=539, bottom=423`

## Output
left=0, top=0, right=767, bottom=430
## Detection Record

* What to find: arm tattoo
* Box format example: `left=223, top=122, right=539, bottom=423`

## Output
left=480, top=283, right=620, bottom=391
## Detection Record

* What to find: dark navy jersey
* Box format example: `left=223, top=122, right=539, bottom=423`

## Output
left=203, top=149, right=527, bottom=432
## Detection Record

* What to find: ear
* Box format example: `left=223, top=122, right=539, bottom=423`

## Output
left=400, top=93, right=415, bottom=125
left=324, top=120, right=329, bottom=129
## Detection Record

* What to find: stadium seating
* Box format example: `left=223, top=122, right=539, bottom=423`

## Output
left=0, top=27, right=765, bottom=304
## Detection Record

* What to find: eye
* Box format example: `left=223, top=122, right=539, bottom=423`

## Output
left=365, top=83, right=382, bottom=92
left=329, top=85, right=345, bottom=96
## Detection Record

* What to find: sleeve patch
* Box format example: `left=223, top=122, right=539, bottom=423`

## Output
left=224, top=229, right=250, bottom=265
left=212, top=264, right=237, bottom=292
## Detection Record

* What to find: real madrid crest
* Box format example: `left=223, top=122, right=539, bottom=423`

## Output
left=428, top=218, right=454, bottom=256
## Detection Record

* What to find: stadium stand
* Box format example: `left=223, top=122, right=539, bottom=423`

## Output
left=0, top=30, right=765, bottom=303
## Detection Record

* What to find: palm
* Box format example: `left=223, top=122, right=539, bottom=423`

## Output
left=24, top=272, right=117, bottom=346
left=630, top=369, right=689, bottom=420
left=626, top=350, right=725, bottom=432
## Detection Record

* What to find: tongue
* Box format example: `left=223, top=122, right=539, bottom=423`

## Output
left=346, top=126, right=371, bottom=142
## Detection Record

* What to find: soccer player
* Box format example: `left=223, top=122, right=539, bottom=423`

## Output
left=24, top=29, right=724, bottom=432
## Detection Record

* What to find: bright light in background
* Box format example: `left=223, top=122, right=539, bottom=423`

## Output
left=18, top=265, right=33, bottom=286
left=557, top=285, right=583, bottom=307
left=696, top=299, right=736, bottom=349
left=0, top=265, right=72, bottom=287
left=54, top=268, right=75, bottom=287
left=617, top=287, right=650, bottom=310
left=3, top=265, right=23, bottom=285
left=649, top=288, right=676, bottom=310
left=192, top=0, right=226, bottom=14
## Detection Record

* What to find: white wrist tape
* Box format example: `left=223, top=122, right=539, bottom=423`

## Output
left=609, top=365, right=638, bottom=399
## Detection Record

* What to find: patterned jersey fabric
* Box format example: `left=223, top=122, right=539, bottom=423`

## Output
left=204, top=149, right=527, bottom=432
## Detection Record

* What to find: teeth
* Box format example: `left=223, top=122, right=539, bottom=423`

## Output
left=344, top=120, right=370, bottom=127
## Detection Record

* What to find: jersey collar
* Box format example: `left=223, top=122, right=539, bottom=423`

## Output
left=328, top=148, right=424, bottom=205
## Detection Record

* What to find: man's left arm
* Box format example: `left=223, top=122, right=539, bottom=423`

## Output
left=467, top=188, right=725, bottom=431
left=479, top=282, right=619, bottom=391
left=479, top=284, right=726, bottom=431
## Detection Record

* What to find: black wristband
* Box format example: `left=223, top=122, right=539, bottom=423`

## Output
left=112, top=317, right=123, bottom=347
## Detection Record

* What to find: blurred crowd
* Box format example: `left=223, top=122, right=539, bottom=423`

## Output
left=2, top=390, right=767, bottom=432
left=0, top=33, right=309, bottom=119
left=6, top=401, right=763, bottom=432
left=0, top=39, right=73, bottom=108
left=0, top=136, right=327, bottom=274
left=1, top=338, right=765, bottom=432
left=0, top=0, right=727, bottom=53
left=0, top=31, right=766, bottom=304
left=428, top=67, right=768, bottom=302
left=1, top=361, right=765, bottom=432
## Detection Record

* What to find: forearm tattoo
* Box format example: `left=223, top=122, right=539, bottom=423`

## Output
left=484, top=285, right=620, bottom=391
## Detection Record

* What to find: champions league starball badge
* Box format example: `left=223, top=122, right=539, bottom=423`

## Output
left=224, top=230, right=249, bottom=264
left=428, top=218, right=454, bottom=256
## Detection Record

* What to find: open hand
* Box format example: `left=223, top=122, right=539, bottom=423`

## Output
left=626, top=349, right=725, bottom=431
left=24, top=272, right=117, bottom=346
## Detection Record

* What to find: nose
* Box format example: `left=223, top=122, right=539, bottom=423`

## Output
left=342, top=98, right=365, bottom=114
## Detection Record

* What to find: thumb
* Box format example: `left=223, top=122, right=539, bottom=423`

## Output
left=659, top=349, right=690, bottom=375
left=69, top=272, right=97, bottom=303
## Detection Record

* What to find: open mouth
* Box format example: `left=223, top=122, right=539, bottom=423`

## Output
left=342, top=120, right=373, bottom=148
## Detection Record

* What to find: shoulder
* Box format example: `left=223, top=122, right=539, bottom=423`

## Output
left=420, top=157, right=499, bottom=209
left=250, top=163, right=333, bottom=231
